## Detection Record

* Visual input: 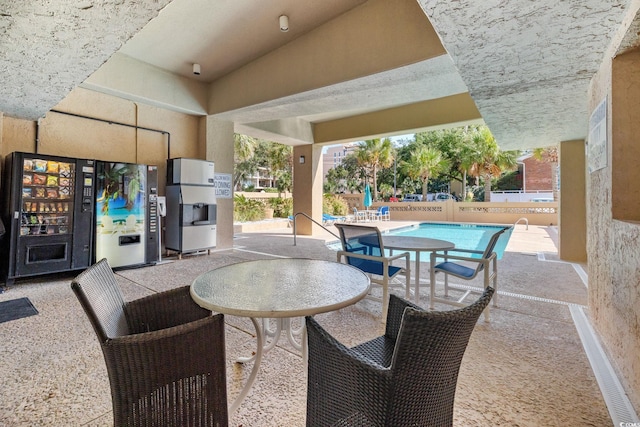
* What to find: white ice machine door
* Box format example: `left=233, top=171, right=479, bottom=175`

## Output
left=180, top=186, right=216, bottom=205
left=173, top=159, right=214, bottom=185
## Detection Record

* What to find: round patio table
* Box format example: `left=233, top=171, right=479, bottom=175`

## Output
left=382, top=236, right=455, bottom=303
left=190, top=258, right=370, bottom=413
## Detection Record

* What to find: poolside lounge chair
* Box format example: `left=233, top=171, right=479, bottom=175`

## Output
left=352, top=207, right=368, bottom=223
left=305, top=288, right=494, bottom=427
left=372, top=205, right=390, bottom=221
left=335, top=223, right=410, bottom=322
left=429, top=227, right=509, bottom=321
left=71, top=259, right=229, bottom=426
left=322, top=213, right=346, bottom=225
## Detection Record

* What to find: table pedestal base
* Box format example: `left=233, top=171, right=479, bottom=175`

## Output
left=231, top=317, right=306, bottom=413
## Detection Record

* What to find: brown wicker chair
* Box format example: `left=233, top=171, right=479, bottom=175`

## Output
left=71, top=258, right=228, bottom=427
left=305, top=287, right=494, bottom=427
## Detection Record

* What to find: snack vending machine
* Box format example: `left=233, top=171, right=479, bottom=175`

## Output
left=94, top=162, right=159, bottom=268
left=1, top=152, right=96, bottom=285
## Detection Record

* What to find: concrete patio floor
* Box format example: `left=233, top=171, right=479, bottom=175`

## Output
left=0, top=222, right=615, bottom=426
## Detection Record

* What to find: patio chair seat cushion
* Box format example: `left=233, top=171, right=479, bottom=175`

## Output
left=434, top=261, right=476, bottom=278
left=347, top=257, right=402, bottom=277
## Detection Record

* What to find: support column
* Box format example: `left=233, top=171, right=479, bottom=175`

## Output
left=558, top=139, right=587, bottom=262
left=292, top=144, right=323, bottom=235
left=204, top=117, right=234, bottom=249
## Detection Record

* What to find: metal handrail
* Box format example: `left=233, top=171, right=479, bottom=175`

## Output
left=514, top=217, right=529, bottom=230
left=292, top=212, right=341, bottom=246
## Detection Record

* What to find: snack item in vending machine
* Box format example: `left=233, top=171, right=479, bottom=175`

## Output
left=46, top=161, right=59, bottom=173
left=23, top=159, right=33, bottom=171
left=23, top=174, right=32, bottom=185
left=33, top=174, right=47, bottom=185
left=33, top=160, right=47, bottom=172
left=59, top=163, right=71, bottom=177
left=59, top=187, right=71, bottom=198
left=46, top=175, right=58, bottom=186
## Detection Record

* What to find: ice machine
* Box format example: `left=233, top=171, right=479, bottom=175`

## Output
left=165, top=158, right=216, bottom=255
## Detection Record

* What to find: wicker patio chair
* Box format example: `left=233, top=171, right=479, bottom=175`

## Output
left=71, top=258, right=228, bottom=427
left=305, top=287, right=494, bottom=427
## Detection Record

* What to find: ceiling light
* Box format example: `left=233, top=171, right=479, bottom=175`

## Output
left=193, top=63, right=201, bottom=75
left=279, top=15, right=289, bottom=32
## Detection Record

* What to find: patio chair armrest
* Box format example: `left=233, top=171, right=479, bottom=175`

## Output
left=386, top=251, right=410, bottom=263
left=125, top=286, right=211, bottom=333
left=430, top=251, right=497, bottom=264
left=306, top=316, right=392, bottom=426
left=103, top=314, right=227, bottom=396
left=338, top=250, right=409, bottom=265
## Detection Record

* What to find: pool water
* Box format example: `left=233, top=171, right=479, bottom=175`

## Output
left=387, top=222, right=513, bottom=259
left=330, top=222, right=513, bottom=260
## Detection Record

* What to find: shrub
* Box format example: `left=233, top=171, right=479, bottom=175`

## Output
left=268, top=197, right=293, bottom=218
left=234, top=194, right=265, bottom=222
left=323, top=194, right=349, bottom=216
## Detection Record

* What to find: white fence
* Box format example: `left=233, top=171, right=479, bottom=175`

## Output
left=490, top=190, right=554, bottom=202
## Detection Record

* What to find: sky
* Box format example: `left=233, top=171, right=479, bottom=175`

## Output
left=321, top=133, right=413, bottom=153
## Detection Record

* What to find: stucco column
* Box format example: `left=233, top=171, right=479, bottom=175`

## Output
left=558, top=139, right=587, bottom=262
left=203, top=117, right=234, bottom=249
left=292, top=144, right=323, bottom=235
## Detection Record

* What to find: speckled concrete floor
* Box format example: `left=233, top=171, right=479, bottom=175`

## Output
left=0, top=223, right=611, bottom=426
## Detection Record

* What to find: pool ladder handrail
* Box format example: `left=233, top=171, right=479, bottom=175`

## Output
left=514, top=217, right=529, bottom=230
left=292, top=212, right=340, bottom=246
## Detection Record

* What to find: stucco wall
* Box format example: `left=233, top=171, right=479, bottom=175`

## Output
left=0, top=87, right=207, bottom=252
left=588, top=42, right=640, bottom=411
left=1, top=87, right=203, bottom=197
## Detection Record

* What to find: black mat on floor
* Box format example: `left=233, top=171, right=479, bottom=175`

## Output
left=0, top=298, right=39, bottom=323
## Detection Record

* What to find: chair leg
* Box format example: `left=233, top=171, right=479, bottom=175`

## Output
left=444, top=273, right=449, bottom=297
left=492, top=258, right=498, bottom=307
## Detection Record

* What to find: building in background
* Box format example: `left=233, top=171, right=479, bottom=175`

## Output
left=322, top=143, right=358, bottom=179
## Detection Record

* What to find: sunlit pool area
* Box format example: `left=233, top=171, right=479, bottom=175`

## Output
left=329, top=222, right=514, bottom=259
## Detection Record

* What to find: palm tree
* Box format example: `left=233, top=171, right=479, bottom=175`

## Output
left=354, top=138, right=394, bottom=200
left=466, top=126, right=518, bottom=202
left=233, top=134, right=259, bottom=191
left=532, top=145, right=559, bottom=201
left=266, top=143, right=292, bottom=197
left=400, top=146, right=449, bottom=200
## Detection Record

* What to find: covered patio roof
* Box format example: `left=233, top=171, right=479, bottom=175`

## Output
left=1, top=0, right=637, bottom=150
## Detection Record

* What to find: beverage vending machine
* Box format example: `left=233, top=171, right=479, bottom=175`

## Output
left=1, top=152, right=96, bottom=285
left=94, top=162, right=159, bottom=268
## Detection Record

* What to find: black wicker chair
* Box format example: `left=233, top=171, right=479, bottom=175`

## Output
left=305, top=287, right=494, bottom=427
left=71, top=258, right=228, bottom=427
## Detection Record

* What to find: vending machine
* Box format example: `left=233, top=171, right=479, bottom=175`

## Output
left=1, top=152, right=96, bottom=284
left=94, top=162, right=159, bottom=268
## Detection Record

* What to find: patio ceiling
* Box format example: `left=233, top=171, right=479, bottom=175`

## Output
left=1, top=0, right=638, bottom=150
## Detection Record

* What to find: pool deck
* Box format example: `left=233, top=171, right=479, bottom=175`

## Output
left=0, top=221, right=617, bottom=426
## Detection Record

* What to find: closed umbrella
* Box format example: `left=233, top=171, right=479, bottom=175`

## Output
left=364, top=183, right=372, bottom=209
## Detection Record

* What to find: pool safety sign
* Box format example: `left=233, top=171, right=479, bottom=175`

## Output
left=213, top=173, right=232, bottom=198
left=588, top=97, right=607, bottom=173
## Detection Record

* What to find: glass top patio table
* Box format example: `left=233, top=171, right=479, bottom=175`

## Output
left=381, top=236, right=455, bottom=303
left=190, top=258, right=370, bottom=412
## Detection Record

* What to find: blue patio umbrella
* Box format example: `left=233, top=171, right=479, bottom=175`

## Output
left=364, top=183, right=373, bottom=208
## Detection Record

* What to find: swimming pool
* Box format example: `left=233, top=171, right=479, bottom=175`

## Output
left=330, top=222, right=513, bottom=260
left=387, top=222, right=513, bottom=259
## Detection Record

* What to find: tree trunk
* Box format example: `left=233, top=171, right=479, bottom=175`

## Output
left=484, top=173, right=492, bottom=202
left=372, top=166, right=378, bottom=201
left=462, top=170, right=467, bottom=201
left=551, top=162, right=559, bottom=201
left=422, top=175, right=429, bottom=200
